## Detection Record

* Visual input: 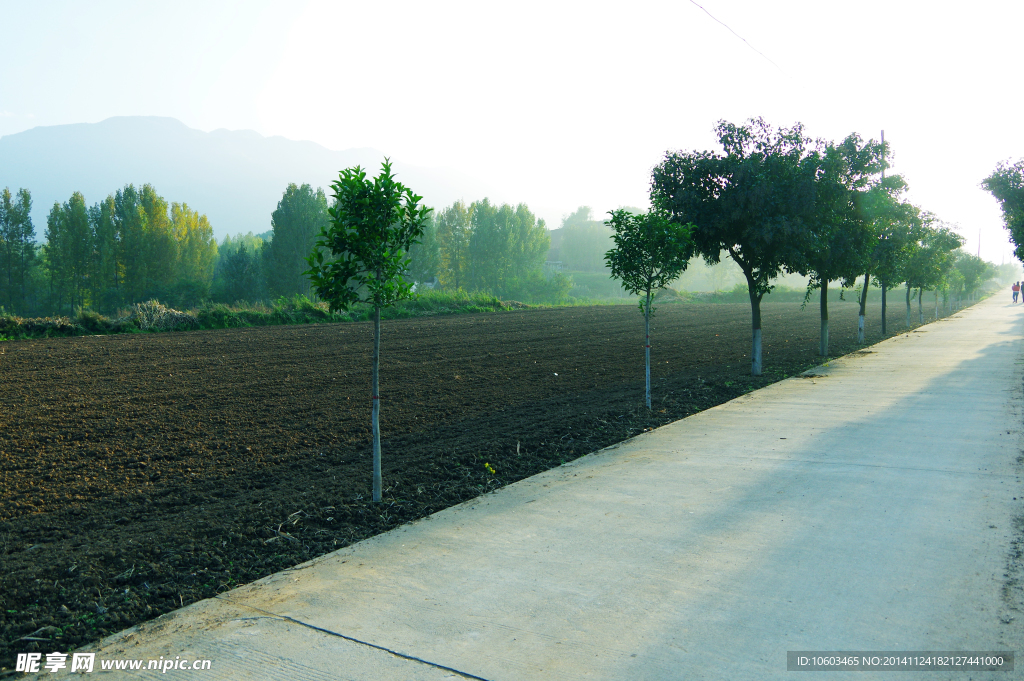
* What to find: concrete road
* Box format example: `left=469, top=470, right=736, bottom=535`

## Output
left=68, top=297, right=1024, bottom=680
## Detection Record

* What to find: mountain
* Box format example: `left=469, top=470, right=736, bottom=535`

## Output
left=0, top=116, right=489, bottom=241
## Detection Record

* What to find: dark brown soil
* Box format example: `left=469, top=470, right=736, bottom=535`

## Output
left=0, top=300, right=955, bottom=670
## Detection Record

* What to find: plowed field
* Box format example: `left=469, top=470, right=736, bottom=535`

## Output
left=0, top=300, right=952, bottom=669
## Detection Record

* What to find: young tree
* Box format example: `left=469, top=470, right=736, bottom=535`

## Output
left=605, top=209, right=692, bottom=408
left=651, top=118, right=815, bottom=375
left=306, top=160, right=431, bottom=503
left=795, top=134, right=882, bottom=356
left=269, top=184, right=329, bottom=298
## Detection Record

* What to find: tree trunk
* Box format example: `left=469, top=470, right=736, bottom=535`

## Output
left=820, top=279, right=829, bottom=356
left=857, top=273, right=869, bottom=343
left=372, top=305, right=382, bottom=503
left=747, top=275, right=763, bottom=376
left=881, top=282, right=887, bottom=336
left=934, top=290, right=938, bottom=318
left=644, top=289, right=652, bottom=409
left=905, top=283, right=911, bottom=328
left=918, top=288, right=923, bottom=324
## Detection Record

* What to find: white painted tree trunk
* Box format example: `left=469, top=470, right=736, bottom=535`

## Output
left=372, top=305, right=382, bottom=503
left=918, top=288, right=924, bottom=324
left=645, top=290, right=651, bottom=409
left=820, top=280, right=829, bottom=357
left=752, top=328, right=762, bottom=376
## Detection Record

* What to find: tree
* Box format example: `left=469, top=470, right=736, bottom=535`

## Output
left=306, top=160, right=431, bottom=503
left=140, top=184, right=176, bottom=294
left=0, top=188, right=36, bottom=314
left=605, top=209, right=692, bottom=408
left=651, top=118, right=815, bottom=376
left=89, top=195, right=120, bottom=312
left=114, top=185, right=147, bottom=304
left=269, top=184, right=329, bottom=298
left=406, top=211, right=440, bottom=286
left=903, top=220, right=962, bottom=324
left=171, top=203, right=218, bottom=286
left=871, top=199, right=919, bottom=335
left=435, top=201, right=472, bottom=290
left=795, top=134, right=882, bottom=356
left=953, top=250, right=991, bottom=301
left=560, top=206, right=614, bottom=272
left=982, top=161, right=1024, bottom=259
left=468, top=199, right=549, bottom=296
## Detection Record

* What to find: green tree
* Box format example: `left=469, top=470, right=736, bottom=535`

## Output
left=559, top=206, right=614, bottom=272
left=795, top=134, right=883, bottom=356
left=870, top=199, right=919, bottom=335
left=114, top=185, right=147, bottom=304
left=651, top=118, right=815, bottom=376
left=212, top=233, right=268, bottom=303
left=89, top=195, right=120, bottom=312
left=406, top=211, right=440, bottom=286
left=982, top=161, right=1024, bottom=259
left=953, top=250, right=991, bottom=301
left=171, top=202, right=218, bottom=295
left=140, top=184, right=177, bottom=294
left=605, top=209, right=693, bottom=408
left=468, top=199, right=550, bottom=296
left=435, top=201, right=472, bottom=290
left=269, top=184, right=329, bottom=298
left=306, top=160, right=431, bottom=503
left=0, top=188, right=36, bottom=314
left=903, top=221, right=962, bottom=324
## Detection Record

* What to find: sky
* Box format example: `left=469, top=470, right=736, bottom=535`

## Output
left=2, top=0, right=1023, bottom=263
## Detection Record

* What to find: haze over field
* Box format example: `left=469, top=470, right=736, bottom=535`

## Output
left=0, top=116, right=488, bottom=240
left=1, top=1, right=1023, bottom=262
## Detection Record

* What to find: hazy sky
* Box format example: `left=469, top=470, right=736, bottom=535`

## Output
left=2, top=0, right=1022, bottom=262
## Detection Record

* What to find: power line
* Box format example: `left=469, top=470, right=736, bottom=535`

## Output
left=687, top=0, right=783, bottom=72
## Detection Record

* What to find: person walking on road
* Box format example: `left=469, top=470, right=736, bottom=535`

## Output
left=1013, top=282, right=1020, bottom=303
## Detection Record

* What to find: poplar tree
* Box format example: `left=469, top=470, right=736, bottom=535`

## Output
left=0, top=188, right=36, bottom=313
left=435, top=200, right=472, bottom=290
left=306, top=160, right=431, bottom=502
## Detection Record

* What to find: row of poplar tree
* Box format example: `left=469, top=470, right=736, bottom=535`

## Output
left=186, top=192, right=565, bottom=307
left=0, top=181, right=566, bottom=318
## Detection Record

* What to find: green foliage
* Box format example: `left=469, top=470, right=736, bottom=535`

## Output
left=0, top=188, right=37, bottom=313
left=306, top=160, right=431, bottom=312
left=467, top=199, right=550, bottom=296
left=604, top=209, right=693, bottom=312
left=651, top=118, right=814, bottom=304
left=982, top=160, right=1024, bottom=260
left=406, top=212, right=440, bottom=285
left=268, top=184, right=329, bottom=298
left=794, top=133, right=884, bottom=289
left=557, top=207, right=614, bottom=273
left=904, top=219, right=964, bottom=293
left=435, top=201, right=472, bottom=290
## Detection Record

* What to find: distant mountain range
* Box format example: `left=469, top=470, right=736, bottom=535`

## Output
left=0, top=116, right=489, bottom=241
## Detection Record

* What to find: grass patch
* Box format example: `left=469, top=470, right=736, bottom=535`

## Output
left=0, top=291, right=535, bottom=341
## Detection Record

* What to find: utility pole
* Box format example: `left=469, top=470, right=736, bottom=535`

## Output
left=880, top=130, right=887, bottom=337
